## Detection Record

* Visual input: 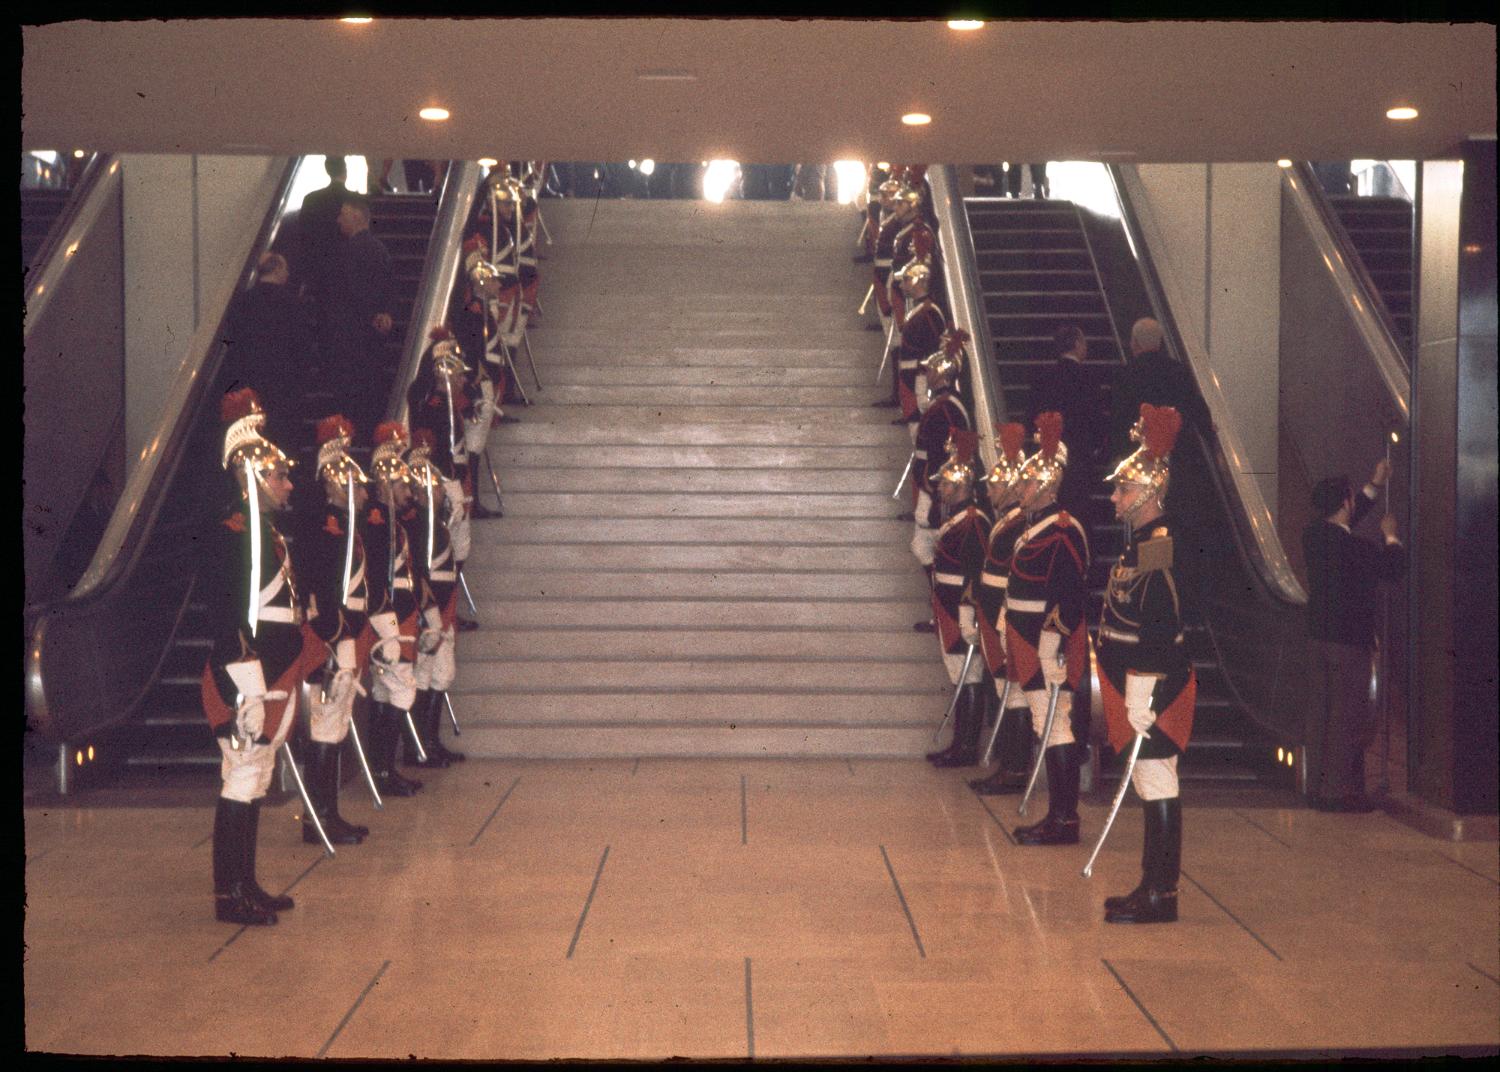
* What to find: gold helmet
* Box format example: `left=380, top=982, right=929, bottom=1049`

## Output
left=371, top=421, right=413, bottom=485
left=425, top=326, right=467, bottom=378
left=897, top=258, right=932, bottom=299
left=314, top=414, right=369, bottom=486
left=405, top=428, right=442, bottom=491
left=220, top=388, right=292, bottom=476
left=893, top=186, right=922, bottom=218
left=1015, top=411, right=1068, bottom=498
left=983, top=421, right=1028, bottom=490
left=1106, top=403, right=1182, bottom=500
left=922, top=329, right=969, bottom=397
left=935, top=428, right=979, bottom=503
left=877, top=178, right=902, bottom=207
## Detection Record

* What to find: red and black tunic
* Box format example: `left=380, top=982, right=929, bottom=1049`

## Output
left=912, top=388, right=970, bottom=517
left=896, top=300, right=946, bottom=422
left=872, top=213, right=901, bottom=317
left=362, top=501, right=419, bottom=660
left=1098, top=517, right=1196, bottom=758
left=930, top=502, right=994, bottom=657
left=403, top=498, right=458, bottom=631
left=975, top=506, right=1028, bottom=679
left=1005, top=504, right=1092, bottom=735
left=297, top=501, right=370, bottom=669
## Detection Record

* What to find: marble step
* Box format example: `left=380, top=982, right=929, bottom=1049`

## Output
left=475, top=517, right=910, bottom=545
left=506, top=403, right=898, bottom=425
left=456, top=627, right=937, bottom=662
left=494, top=491, right=900, bottom=519
left=455, top=658, right=947, bottom=693
left=461, top=569, right=930, bottom=601
left=463, top=541, right=916, bottom=572
left=538, top=365, right=877, bottom=388
left=468, top=598, right=931, bottom=630
left=485, top=419, right=903, bottom=447
left=445, top=723, right=936, bottom=760
left=527, top=346, right=878, bottom=369
left=488, top=444, right=909, bottom=471
left=496, top=466, right=896, bottom=495
left=529, top=327, right=876, bottom=350
left=447, top=688, right=943, bottom=725
left=521, top=384, right=890, bottom=408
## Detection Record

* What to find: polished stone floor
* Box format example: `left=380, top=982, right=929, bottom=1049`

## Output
left=23, top=758, right=1499, bottom=1059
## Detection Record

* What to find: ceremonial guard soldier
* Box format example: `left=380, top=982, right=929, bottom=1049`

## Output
left=909, top=331, right=971, bottom=571
left=201, top=388, right=316, bottom=925
left=891, top=251, right=946, bottom=422
left=870, top=174, right=904, bottom=321
left=295, top=415, right=375, bottom=846
left=924, top=430, right=993, bottom=767
left=1006, top=412, right=1092, bottom=846
left=405, top=427, right=465, bottom=767
left=853, top=162, right=889, bottom=265
left=1097, top=405, right=1195, bottom=923
left=969, top=422, right=1038, bottom=794
left=363, top=421, right=425, bottom=797
left=888, top=189, right=940, bottom=330
left=408, top=327, right=478, bottom=581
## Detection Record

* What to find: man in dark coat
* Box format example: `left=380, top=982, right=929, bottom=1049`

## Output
left=1301, top=459, right=1406, bottom=811
left=319, top=194, right=395, bottom=434
left=224, top=252, right=319, bottom=454
left=1031, top=323, right=1105, bottom=532
left=1109, top=318, right=1212, bottom=460
left=295, top=154, right=350, bottom=299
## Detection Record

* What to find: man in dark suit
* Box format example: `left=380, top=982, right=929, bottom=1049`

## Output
left=1109, top=317, right=1212, bottom=460
left=296, top=154, right=350, bottom=300
left=224, top=252, right=319, bottom=454
left=320, top=194, right=395, bottom=434
left=1031, top=324, right=1104, bottom=532
left=1301, top=459, right=1406, bottom=811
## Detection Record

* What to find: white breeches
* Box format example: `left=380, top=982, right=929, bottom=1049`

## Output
left=444, top=478, right=471, bottom=562
left=371, top=651, right=417, bottom=710
left=943, top=648, right=985, bottom=685
left=307, top=677, right=355, bottom=745
left=1132, top=755, right=1180, bottom=800
left=413, top=626, right=457, bottom=691
left=1026, top=687, right=1075, bottom=746
left=914, top=375, right=930, bottom=414
left=907, top=420, right=920, bottom=444
left=218, top=696, right=295, bottom=804
left=910, top=490, right=936, bottom=565
left=994, top=677, right=1031, bottom=708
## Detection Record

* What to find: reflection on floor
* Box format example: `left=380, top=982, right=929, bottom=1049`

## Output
left=24, top=759, right=1500, bottom=1059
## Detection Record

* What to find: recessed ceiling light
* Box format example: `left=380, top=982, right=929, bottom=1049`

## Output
left=947, top=20, right=984, bottom=30
left=477, top=157, right=498, bottom=168
left=902, top=113, right=932, bottom=126
left=637, top=69, right=696, bottom=81
left=1386, top=105, right=1419, bottom=121
left=340, top=16, right=373, bottom=24
left=1276, top=159, right=1293, bottom=168
left=72, top=149, right=85, bottom=158
left=418, top=106, right=450, bottom=122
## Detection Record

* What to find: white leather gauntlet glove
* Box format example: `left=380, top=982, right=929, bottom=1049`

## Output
left=369, top=610, right=404, bottom=665
left=1125, top=672, right=1158, bottom=736
left=418, top=606, right=445, bottom=654
left=224, top=658, right=268, bottom=744
left=959, top=604, right=979, bottom=646
left=1037, top=630, right=1067, bottom=688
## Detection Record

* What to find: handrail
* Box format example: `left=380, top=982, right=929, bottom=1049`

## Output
left=23, top=153, right=117, bottom=328
left=928, top=165, right=1005, bottom=469
left=387, top=161, right=482, bottom=424
left=1106, top=164, right=1307, bottom=607
left=1284, top=162, right=1412, bottom=419
left=27, top=156, right=302, bottom=742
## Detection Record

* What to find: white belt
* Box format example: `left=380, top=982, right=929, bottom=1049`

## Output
left=1006, top=598, right=1046, bottom=613
left=393, top=578, right=413, bottom=591
left=874, top=258, right=892, bottom=268
left=345, top=597, right=366, bottom=612
left=898, top=359, right=921, bottom=370
left=430, top=569, right=456, bottom=583
left=914, top=449, right=928, bottom=460
left=980, top=572, right=1008, bottom=588
left=1100, top=626, right=1138, bottom=644
left=257, top=606, right=303, bottom=625
left=933, top=571, right=964, bottom=586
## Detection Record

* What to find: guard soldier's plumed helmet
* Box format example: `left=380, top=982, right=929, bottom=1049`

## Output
left=424, top=325, right=467, bottom=379
left=1015, top=411, right=1068, bottom=498
left=893, top=186, right=922, bottom=219
left=897, top=258, right=932, bottom=299
left=405, top=427, right=442, bottom=492
left=221, top=387, right=292, bottom=477
left=371, top=421, right=413, bottom=486
left=877, top=178, right=902, bottom=208
left=1106, top=403, right=1182, bottom=501
left=922, top=329, right=969, bottom=397
left=984, top=421, right=1028, bottom=489
left=315, top=414, right=369, bottom=486
left=936, top=428, right=980, bottom=503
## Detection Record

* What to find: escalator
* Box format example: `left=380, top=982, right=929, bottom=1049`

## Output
left=1323, top=193, right=1414, bottom=360
left=26, top=163, right=480, bottom=793
left=963, top=195, right=1287, bottom=786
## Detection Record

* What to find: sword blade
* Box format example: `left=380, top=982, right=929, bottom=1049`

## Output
left=1018, top=682, right=1061, bottom=817
left=858, top=283, right=874, bottom=316
left=459, top=568, right=479, bottom=616
left=483, top=451, right=505, bottom=513
left=403, top=708, right=429, bottom=763
left=1082, top=733, right=1146, bottom=878
left=893, top=451, right=916, bottom=499
left=980, top=678, right=1012, bottom=767
left=522, top=331, right=542, bottom=390
left=444, top=691, right=462, bottom=736
left=346, top=715, right=384, bottom=810
left=283, top=742, right=336, bottom=857
left=933, top=643, right=977, bottom=743
left=875, top=341, right=892, bottom=386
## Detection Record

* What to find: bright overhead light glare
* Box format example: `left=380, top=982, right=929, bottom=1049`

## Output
left=418, top=106, right=450, bottom=122
left=477, top=157, right=498, bottom=168
left=947, top=20, right=984, bottom=30
left=639, top=159, right=656, bottom=176
left=72, top=149, right=85, bottom=158
left=902, top=113, right=932, bottom=126
left=1276, top=159, right=1293, bottom=168
left=340, top=16, right=373, bottom=24
left=1386, top=106, right=1419, bottom=121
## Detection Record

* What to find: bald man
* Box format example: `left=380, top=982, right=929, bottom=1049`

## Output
left=1109, top=317, right=1211, bottom=461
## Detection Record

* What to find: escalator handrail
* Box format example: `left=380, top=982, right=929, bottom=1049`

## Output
left=23, top=153, right=117, bottom=329
left=1284, top=162, right=1412, bottom=421
left=1105, top=164, right=1308, bottom=607
left=928, top=165, right=1006, bottom=469
left=27, top=157, right=302, bottom=740
left=386, top=162, right=483, bottom=425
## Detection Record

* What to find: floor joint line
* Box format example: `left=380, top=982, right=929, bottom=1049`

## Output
left=744, top=957, right=755, bottom=1059
left=1466, top=961, right=1500, bottom=987
left=740, top=774, right=748, bottom=845
left=879, top=844, right=927, bottom=958
left=317, top=959, right=392, bottom=1058
left=971, top=789, right=1020, bottom=847
left=1180, top=868, right=1283, bottom=961
left=469, top=775, right=523, bottom=847
left=566, top=845, right=611, bottom=959
left=1101, top=958, right=1178, bottom=1052
left=1232, top=809, right=1293, bottom=849
left=209, top=854, right=325, bottom=962
left=1433, top=851, right=1500, bottom=887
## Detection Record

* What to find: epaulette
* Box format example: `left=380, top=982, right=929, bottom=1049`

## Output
left=223, top=512, right=247, bottom=533
left=323, top=515, right=343, bottom=537
left=1137, top=534, right=1174, bottom=572
left=367, top=507, right=385, bottom=526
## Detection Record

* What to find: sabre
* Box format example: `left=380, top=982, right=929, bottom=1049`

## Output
left=444, top=691, right=462, bottom=736
left=980, top=678, right=1013, bottom=767
left=856, top=216, right=870, bottom=247
left=933, top=643, right=978, bottom=743
left=1082, top=733, right=1146, bottom=878
left=445, top=376, right=459, bottom=461
left=283, top=741, right=336, bottom=857
left=892, top=451, right=916, bottom=499
left=403, top=708, right=429, bottom=763
left=459, top=567, right=479, bottom=616
left=522, top=331, right=543, bottom=390
left=482, top=450, right=505, bottom=514
left=1018, top=681, right=1062, bottom=817
left=858, top=283, right=875, bottom=316
left=346, top=714, right=384, bottom=810
left=341, top=472, right=355, bottom=606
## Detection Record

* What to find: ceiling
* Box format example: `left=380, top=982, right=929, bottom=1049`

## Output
left=21, top=19, right=1496, bottom=163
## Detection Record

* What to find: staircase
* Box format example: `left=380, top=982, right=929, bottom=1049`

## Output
left=1326, top=195, right=1414, bottom=359
left=21, top=188, right=73, bottom=281
left=965, top=196, right=1269, bottom=784
left=456, top=198, right=948, bottom=757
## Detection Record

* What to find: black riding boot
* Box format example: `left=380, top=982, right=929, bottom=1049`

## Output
left=373, top=703, right=423, bottom=797
left=303, top=742, right=367, bottom=844
left=214, top=798, right=277, bottom=925
left=969, top=703, right=1032, bottom=794
left=931, top=684, right=984, bottom=768
left=427, top=691, right=466, bottom=763
left=407, top=690, right=451, bottom=769
left=244, top=799, right=295, bottom=911
left=1105, top=794, right=1159, bottom=911
left=1014, top=744, right=1081, bottom=845
left=1107, top=798, right=1181, bottom=923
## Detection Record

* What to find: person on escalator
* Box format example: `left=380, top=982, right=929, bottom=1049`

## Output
left=319, top=194, right=394, bottom=435
left=225, top=252, right=319, bottom=456
left=1301, top=459, right=1405, bottom=813
left=1031, top=323, right=1105, bottom=535
left=1108, top=318, right=1212, bottom=463
left=296, top=154, right=350, bottom=301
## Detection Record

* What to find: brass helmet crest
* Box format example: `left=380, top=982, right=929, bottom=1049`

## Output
left=1015, top=411, right=1068, bottom=498
left=983, top=421, right=1028, bottom=492
left=1105, top=403, right=1182, bottom=500
left=935, top=428, right=979, bottom=502
left=922, top=329, right=969, bottom=397
left=314, top=414, right=369, bottom=486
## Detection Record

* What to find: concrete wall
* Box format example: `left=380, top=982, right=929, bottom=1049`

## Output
left=119, top=154, right=282, bottom=471
left=1131, top=163, right=1283, bottom=510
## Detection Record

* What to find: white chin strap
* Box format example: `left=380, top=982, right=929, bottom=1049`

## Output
left=245, top=458, right=261, bottom=639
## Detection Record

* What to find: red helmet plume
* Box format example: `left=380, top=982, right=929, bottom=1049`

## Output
left=1036, top=411, right=1064, bottom=459
left=1140, top=404, right=1182, bottom=460
left=912, top=227, right=935, bottom=260
left=373, top=421, right=407, bottom=447
left=410, top=427, right=436, bottom=451
left=942, top=328, right=971, bottom=357
left=997, top=421, right=1025, bottom=461
left=220, top=386, right=262, bottom=425
left=949, top=428, right=978, bottom=465
left=315, top=414, right=355, bottom=447
left=428, top=325, right=454, bottom=343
